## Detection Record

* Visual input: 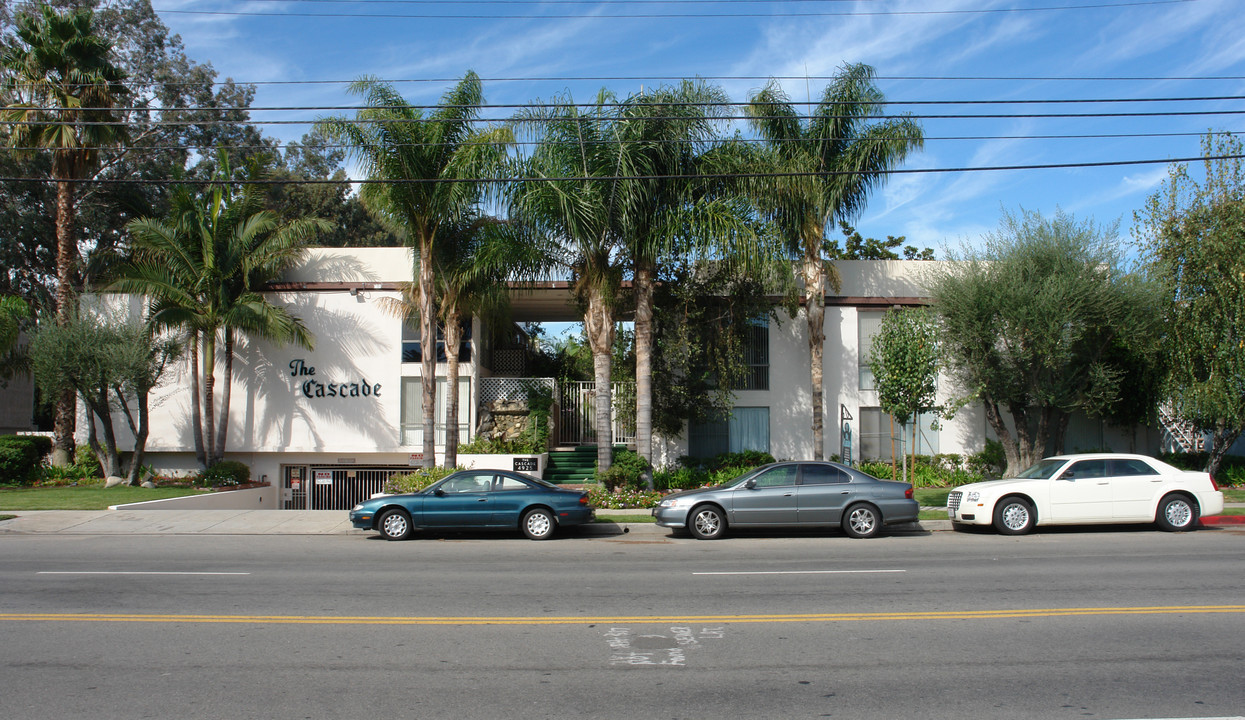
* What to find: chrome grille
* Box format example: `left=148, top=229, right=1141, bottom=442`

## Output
left=947, top=491, right=962, bottom=512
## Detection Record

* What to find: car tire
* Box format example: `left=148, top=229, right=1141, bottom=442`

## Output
left=522, top=508, right=556, bottom=540
left=993, top=497, right=1035, bottom=535
left=688, top=505, right=726, bottom=540
left=841, top=503, right=881, bottom=539
left=1155, top=494, right=1199, bottom=532
left=377, top=508, right=413, bottom=541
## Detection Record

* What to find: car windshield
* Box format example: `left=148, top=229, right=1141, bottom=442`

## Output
left=1014, top=459, right=1066, bottom=480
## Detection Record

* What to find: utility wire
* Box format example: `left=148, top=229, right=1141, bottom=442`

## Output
left=1, top=129, right=1238, bottom=153
left=1, top=152, right=1238, bottom=185
left=149, top=0, right=1197, bottom=20
left=6, top=94, right=1245, bottom=113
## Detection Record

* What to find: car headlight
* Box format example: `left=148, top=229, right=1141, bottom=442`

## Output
left=965, top=492, right=980, bottom=503
left=658, top=496, right=694, bottom=509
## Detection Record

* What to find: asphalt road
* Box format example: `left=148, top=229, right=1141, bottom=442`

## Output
left=2, top=525, right=1243, bottom=720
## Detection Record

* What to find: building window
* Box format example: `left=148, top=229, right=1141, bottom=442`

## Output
left=733, top=322, right=769, bottom=391
left=858, top=406, right=939, bottom=461
left=688, top=407, right=770, bottom=458
left=857, top=310, right=884, bottom=390
left=400, top=377, right=471, bottom=447
left=401, top=321, right=472, bottom=363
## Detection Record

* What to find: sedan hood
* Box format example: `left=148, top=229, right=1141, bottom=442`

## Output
left=665, top=484, right=731, bottom=501
left=955, top=477, right=1045, bottom=494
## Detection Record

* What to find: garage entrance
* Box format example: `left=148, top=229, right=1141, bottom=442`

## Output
left=281, top=465, right=411, bottom=510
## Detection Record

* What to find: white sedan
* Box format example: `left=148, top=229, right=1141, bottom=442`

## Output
left=947, top=453, right=1224, bottom=535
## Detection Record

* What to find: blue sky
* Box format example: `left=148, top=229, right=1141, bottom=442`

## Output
left=156, top=0, right=1245, bottom=259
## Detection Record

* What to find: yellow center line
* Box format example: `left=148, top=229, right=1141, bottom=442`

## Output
left=1, top=605, right=1244, bottom=626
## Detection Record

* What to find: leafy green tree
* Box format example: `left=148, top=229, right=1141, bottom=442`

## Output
left=868, top=307, right=940, bottom=483
left=1135, top=132, right=1245, bottom=476
left=318, top=73, right=512, bottom=468
left=28, top=312, right=180, bottom=484
left=830, top=222, right=935, bottom=260
left=0, top=295, right=31, bottom=382
left=745, top=63, right=924, bottom=460
left=929, top=208, right=1164, bottom=476
left=2, top=3, right=128, bottom=461
left=114, top=153, right=329, bottom=467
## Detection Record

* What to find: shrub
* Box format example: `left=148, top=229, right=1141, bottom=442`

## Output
left=201, top=460, right=250, bottom=487
left=967, top=439, right=1005, bottom=479
left=595, top=448, right=650, bottom=491
left=0, top=435, right=51, bottom=486
left=652, top=465, right=709, bottom=491
left=71, top=445, right=102, bottom=479
left=384, top=466, right=459, bottom=494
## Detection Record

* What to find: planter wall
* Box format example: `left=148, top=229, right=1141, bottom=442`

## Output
left=457, top=453, right=549, bottom=480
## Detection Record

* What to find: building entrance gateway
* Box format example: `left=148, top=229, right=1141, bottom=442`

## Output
left=282, top=465, right=410, bottom=510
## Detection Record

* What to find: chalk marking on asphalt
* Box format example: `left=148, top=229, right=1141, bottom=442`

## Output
left=1, top=605, right=1244, bottom=626
left=37, top=571, right=251, bottom=576
left=693, top=569, right=906, bottom=576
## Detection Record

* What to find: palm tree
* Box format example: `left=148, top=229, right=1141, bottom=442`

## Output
left=116, top=154, right=329, bottom=466
left=2, top=4, right=128, bottom=462
left=509, top=91, right=634, bottom=473
left=379, top=215, right=550, bottom=467
left=614, top=81, right=776, bottom=476
left=317, top=73, right=511, bottom=468
left=745, top=63, right=923, bottom=459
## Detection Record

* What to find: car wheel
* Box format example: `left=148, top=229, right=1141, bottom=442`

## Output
left=993, top=497, right=1035, bottom=535
left=522, top=508, right=556, bottom=540
left=1156, top=494, right=1199, bottom=532
left=377, top=509, right=413, bottom=541
left=841, top=503, right=881, bottom=539
left=688, top=505, right=726, bottom=540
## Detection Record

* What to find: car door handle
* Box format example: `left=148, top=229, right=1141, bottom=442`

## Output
left=477, top=498, right=488, bottom=502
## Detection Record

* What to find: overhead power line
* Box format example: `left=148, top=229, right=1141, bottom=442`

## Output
left=149, top=0, right=1197, bottom=20
left=1, top=152, right=1238, bottom=186
left=5, top=94, right=1244, bottom=114
left=4, top=129, right=1237, bottom=154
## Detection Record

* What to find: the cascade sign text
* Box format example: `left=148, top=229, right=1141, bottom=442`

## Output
left=290, top=359, right=381, bottom=400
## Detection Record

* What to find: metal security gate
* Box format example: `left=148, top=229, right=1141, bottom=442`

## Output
left=283, top=465, right=410, bottom=510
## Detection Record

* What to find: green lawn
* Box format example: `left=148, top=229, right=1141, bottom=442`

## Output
left=1222, top=488, right=1245, bottom=503
left=0, top=485, right=207, bottom=511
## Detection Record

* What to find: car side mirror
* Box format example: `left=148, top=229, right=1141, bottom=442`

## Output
left=1059, top=471, right=1075, bottom=480
left=433, top=488, right=445, bottom=496
left=744, top=479, right=756, bottom=490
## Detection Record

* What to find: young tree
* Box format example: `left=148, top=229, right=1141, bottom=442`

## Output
left=29, top=313, right=180, bottom=485
left=1135, top=132, right=1245, bottom=476
left=745, top=63, right=924, bottom=460
left=868, top=307, right=940, bottom=483
left=929, top=208, right=1164, bottom=476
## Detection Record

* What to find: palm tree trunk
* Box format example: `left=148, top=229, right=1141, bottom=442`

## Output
left=803, top=255, right=826, bottom=460
left=443, top=314, right=462, bottom=469
left=189, top=334, right=206, bottom=467
left=633, top=261, right=654, bottom=485
left=214, top=330, right=234, bottom=464
left=202, top=332, right=217, bottom=466
left=52, top=178, right=78, bottom=465
left=585, top=285, right=615, bottom=473
left=418, top=238, right=437, bottom=469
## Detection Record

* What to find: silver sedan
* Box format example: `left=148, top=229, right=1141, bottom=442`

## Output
left=653, top=461, right=919, bottom=539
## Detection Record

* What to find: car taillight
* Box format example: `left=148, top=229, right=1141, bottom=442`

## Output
left=905, top=488, right=914, bottom=499
left=1210, top=475, right=1219, bottom=491
left=579, top=495, right=589, bottom=505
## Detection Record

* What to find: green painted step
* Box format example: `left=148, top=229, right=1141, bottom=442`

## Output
left=544, top=446, right=630, bottom=484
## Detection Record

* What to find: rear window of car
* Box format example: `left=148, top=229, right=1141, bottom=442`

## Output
left=496, top=477, right=531, bottom=491
left=1110, top=459, right=1158, bottom=476
left=801, top=464, right=849, bottom=485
